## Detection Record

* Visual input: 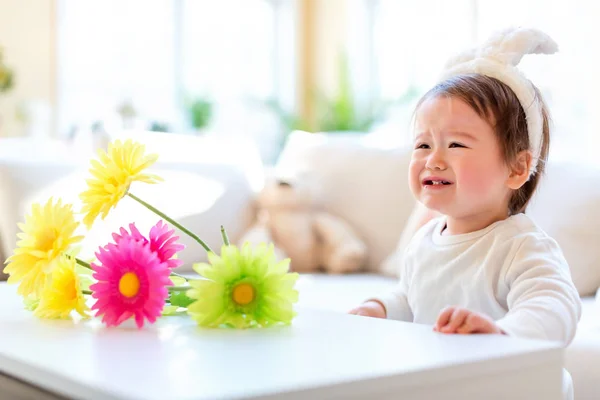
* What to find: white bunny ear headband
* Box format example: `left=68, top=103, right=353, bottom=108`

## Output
left=440, top=27, right=558, bottom=177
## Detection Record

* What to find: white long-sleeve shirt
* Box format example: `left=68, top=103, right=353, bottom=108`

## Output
left=374, top=213, right=582, bottom=346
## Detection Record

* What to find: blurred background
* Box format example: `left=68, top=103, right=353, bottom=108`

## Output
left=1, top=0, right=599, bottom=165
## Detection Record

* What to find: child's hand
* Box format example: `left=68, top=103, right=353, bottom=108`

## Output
left=348, top=301, right=387, bottom=319
left=434, top=306, right=503, bottom=334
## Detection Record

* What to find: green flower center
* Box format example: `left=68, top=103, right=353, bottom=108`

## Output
left=232, top=283, right=255, bottom=305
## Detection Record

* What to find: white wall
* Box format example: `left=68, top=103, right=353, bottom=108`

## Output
left=0, top=0, right=55, bottom=138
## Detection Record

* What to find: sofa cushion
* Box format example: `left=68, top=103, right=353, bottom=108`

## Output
left=275, top=131, right=415, bottom=273
left=296, top=273, right=398, bottom=312
left=324, top=153, right=600, bottom=296
left=527, top=161, right=600, bottom=296
left=564, top=295, right=600, bottom=400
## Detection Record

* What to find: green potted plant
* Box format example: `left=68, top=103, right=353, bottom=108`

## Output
left=0, top=47, right=14, bottom=94
left=185, top=96, right=213, bottom=134
left=0, top=46, right=15, bottom=137
left=267, top=54, right=419, bottom=136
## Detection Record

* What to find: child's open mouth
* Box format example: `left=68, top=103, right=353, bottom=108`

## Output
left=422, top=177, right=453, bottom=187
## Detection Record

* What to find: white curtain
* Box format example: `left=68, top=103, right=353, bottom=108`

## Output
left=56, top=0, right=295, bottom=163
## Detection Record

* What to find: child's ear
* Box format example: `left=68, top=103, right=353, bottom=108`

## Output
left=506, top=150, right=532, bottom=190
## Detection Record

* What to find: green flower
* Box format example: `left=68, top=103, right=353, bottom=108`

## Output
left=187, top=243, right=299, bottom=329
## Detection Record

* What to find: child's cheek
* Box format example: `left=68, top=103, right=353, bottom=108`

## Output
left=408, top=159, right=424, bottom=195
left=456, top=162, right=491, bottom=195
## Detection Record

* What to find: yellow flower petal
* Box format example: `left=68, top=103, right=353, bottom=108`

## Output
left=3, top=198, right=82, bottom=297
left=34, top=256, right=89, bottom=319
left=79, top=139, right=162, bottom=229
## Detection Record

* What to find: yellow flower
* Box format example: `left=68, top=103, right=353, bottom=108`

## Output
left=187, top=243, right=299, bottom=329
left=3, top=198, right=83, bottom=297
left=34, top=256, right=89, bottom=319
left=79, top=139, right=162, bottom=228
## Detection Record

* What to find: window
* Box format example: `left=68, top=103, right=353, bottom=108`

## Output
left=56, top=0, right=296, bottom=163
left=358, top=0, right=600, bottom=165
left=56, top=1, right=177, bottom=135
left=474, top=0, right=600, bottom=164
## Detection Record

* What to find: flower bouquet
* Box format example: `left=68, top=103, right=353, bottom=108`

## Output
left=3, top=139, right=299, bottom=329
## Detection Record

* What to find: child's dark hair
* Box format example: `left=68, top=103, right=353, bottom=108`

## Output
left=415, top=74, right=550, bottom=215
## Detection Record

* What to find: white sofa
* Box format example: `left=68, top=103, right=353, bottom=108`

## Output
left=1, top=131, right=599, bottom=399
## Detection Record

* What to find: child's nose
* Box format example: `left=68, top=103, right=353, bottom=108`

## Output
left=426, top=150, right=447, bottom=170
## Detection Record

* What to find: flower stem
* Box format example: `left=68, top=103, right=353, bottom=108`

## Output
left=170, top=271, right=188, bottom=280
left=220, top=225, right=230, bottom=246
left=168, top=285, right=191, bottom=292
left=166, top=310, right=188, bottom=317
left=127, top=192, right=213, bottom=254
left=82, top=290, right=92, bottom=295
left=174, top=310, right=188, bottom=316
left=75, top=258, right=92, bottom=270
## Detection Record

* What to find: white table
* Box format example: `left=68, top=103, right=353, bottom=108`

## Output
left=0, top=283, right=564, bottom=400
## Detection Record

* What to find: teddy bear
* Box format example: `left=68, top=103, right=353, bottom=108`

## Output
left=236, top=177, right=367, bottom=274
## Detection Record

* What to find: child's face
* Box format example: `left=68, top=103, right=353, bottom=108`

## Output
left=409, top=96, right=511, bottom=219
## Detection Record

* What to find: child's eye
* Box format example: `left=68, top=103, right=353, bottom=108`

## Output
left=449, top=142, right=466, bottom=148
left=415, top=143, right=430, bottom=149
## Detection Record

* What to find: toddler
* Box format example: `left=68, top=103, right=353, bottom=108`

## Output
left=350, top=28, right=581, bottom=399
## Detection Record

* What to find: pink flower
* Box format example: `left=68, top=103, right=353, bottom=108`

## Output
left=112, top=221, right=185, bottom=269
left=90, top=237, right=171, bottom=328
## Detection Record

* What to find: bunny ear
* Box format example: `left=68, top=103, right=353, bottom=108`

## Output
left=480, top=27, right=558, bottom=66
left=444, top=27, right=559, bottom=70
left=443, top=48, right=477, bottom=70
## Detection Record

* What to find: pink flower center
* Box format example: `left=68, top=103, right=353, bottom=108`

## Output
left=119, top=272, right=140, bottom=298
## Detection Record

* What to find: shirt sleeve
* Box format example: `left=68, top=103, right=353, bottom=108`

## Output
left=370, top=279, right=413, bottom=321
left=495, top=234, right=582, bottom=346
left=366, top=236, right=416, bottom=322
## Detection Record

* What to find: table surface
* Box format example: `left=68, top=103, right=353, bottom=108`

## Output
left=0, top=283, right=562, bottom=400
